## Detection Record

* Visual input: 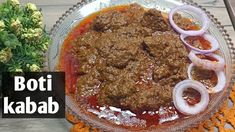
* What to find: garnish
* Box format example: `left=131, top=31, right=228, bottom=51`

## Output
left=0, top=0, right=51, bottom=72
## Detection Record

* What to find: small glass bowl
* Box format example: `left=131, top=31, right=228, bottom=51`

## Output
left=47, top=0, right=235, bottom=131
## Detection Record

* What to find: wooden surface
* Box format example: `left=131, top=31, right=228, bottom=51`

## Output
left=0, top=0, right=234, bottom=132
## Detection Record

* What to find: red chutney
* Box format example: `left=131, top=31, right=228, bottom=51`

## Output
left=185, top=36, right=212, bottom=50
left=87, top=95, right=184, bottom=127
left=58, top=5, right=214, bottom=127
left=184, top=22, right=212, bottom=50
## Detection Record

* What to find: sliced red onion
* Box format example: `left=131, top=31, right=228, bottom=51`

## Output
left=187, top=63, right=226, bottom=93
left=169, top=5, right=210, bottom=36
left=188, top=51, right=225, bottom=71
left=173, top=80, right=209, bottom=115
left=180, top=34, right=219, bottom=54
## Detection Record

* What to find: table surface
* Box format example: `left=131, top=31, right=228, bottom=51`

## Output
left=0, top=0, right=234, bottom=132
left=224, top=0, right=235, bottom=29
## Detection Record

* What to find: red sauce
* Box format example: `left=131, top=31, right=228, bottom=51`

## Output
left=185, top=22, right=213, bottom=50
left=197, top=54, right=218, bottom=62
left=183, top=88, right=201, bottom=105
left=59, top=5, right=216, bottom=128
left=137, top=112, right=160, bottom=127
left=87, top=95, right=180, bottom=127
left=87, top=95, right=99, bottom=109
left=185, top=36, right=212, bottom=50
left=187, top=24, right=200, bottom=30
left=210, top=72, right=218, bottom=85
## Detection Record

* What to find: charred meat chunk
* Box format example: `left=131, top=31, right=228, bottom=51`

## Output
left=97, top=66, right=121, bottom=82
left=143, top=32, right=188, bottom=86
left=98, top=73, right=137, bottom=107
left=77, top=70, right=101, bottom=97
left=141, top=9, right=170, bottom=31
left=124, top=3, right=145, bottom=24
left=92, top=11, right=127, bottom=32
left=95, top=33, right=139, bottom=68
left=121, top=85, right=172, bottom=111
left=116, top=24, right=153, bottom=38
left=71, top=31, right=101, bottom=74
left=143, top=32, right=188, bottom=62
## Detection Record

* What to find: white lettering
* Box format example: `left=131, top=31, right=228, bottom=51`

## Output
left=14, top=76, right=25, bottom=91
left=4, top=97, right=15, bottom=114
left=15, top=102, right=25, bottom=114
left=47, top=75, right=52, bottom=91
left=48, top=97, right=59, bottom=114
left=27, top=79, right=38, bottom=91
left=26, top=97, right=37, bottom=114
left=14, top=75, right=52, bottom=92
left=4, top=97, right=60, bottom=115
left=38, top=102, right=47, bottom=114
left=38, top=76, right=46, bottom=91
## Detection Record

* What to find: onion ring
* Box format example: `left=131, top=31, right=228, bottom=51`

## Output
left=187, top=63, right=226, bottom=93
left=173, top=80, right=209, bottom=115
left=169, top=5, right=210, bottom=36
left=180, top=34, right=219, bottom=54
left=188, top=51, right=225, bottom=71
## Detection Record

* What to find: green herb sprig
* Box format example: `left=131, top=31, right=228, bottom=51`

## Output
left=0, top=0, right=51, bottom=72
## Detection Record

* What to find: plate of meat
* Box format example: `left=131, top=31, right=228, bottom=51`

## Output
left=47, top=0, right=235, bottom=131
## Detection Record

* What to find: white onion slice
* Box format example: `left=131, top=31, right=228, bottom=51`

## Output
left=187, top=63, right=226, bottom=93
left=169, top=5, right=210, bottom=36
left=180, top=34, right=219, bottom=54
left=173, top=80, right=209, bottom=115
left=188, top=51, right=225, bottom=71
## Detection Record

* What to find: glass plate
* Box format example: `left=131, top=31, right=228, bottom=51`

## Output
left=47, top=0, right=235, bottom=131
